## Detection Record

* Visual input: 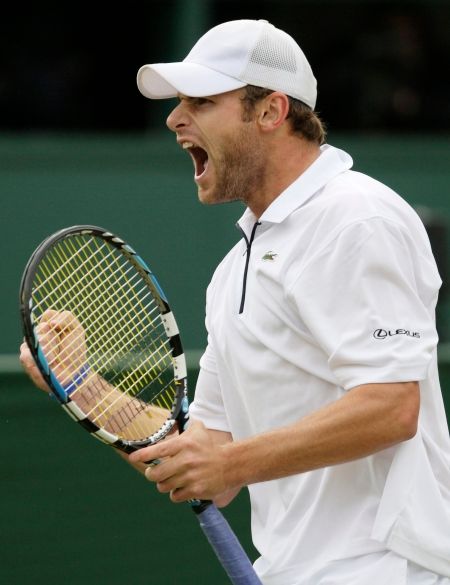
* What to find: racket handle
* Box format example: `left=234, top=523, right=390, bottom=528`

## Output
left=192, top=501, right=263, bottom=585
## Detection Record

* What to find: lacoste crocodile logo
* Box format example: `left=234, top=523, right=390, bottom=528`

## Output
left=262, top=251, right=278, bottom=261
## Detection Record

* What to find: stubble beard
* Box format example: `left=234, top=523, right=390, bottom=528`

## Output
left=202, top=125, right=267, bottom=207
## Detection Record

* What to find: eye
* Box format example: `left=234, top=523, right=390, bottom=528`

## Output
left=192, top=97, right=213, bottom=107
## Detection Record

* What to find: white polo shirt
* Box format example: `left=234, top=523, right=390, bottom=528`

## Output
left=190, top=145, right=450, bottom=584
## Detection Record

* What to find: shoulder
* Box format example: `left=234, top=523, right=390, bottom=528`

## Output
left=321, top=169, right=415, bottom=218
left=297, top=168, right=428, bottom=244
left=280, top=169, right=436, bottom=287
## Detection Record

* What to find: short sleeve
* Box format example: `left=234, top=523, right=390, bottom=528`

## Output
left=288, top=217, right=441, bottom=390
left=189, top=339, right=231, bottom=432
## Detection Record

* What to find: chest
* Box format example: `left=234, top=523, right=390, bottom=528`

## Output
left=207, top=225, right=318, bottom=358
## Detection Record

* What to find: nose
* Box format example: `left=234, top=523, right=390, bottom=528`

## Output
left=166, top=101, right=188, bottom=133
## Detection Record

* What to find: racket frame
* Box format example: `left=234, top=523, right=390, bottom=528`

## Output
left=20, top=225, right=189, bottom=454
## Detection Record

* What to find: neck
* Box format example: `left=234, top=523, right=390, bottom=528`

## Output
left=247, top=137, right=321, bottom=219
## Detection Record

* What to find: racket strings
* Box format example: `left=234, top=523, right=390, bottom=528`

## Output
left=85, top=236, right=170, bottom=381
left=34, top=238, right=163, bottom=376
left=37, top=240, right=143, bottom=354
left=30, top=234, right=178, bottom=440
left=34, top=245, right=127, bottom=381
left=82, top=336, right=173, bottom=421
left=31, top=237, right=96, bottom=296
left=69, top=235, right=171, bottom=385
left=37, top=266, right=157, bottom=381
left=34, top=272, right=172, bottom=412
left=34, top=247, right=145, bottom=385
left=33, top=239, right=117, bottom=310
left=34, top=241, right=128, bottom=347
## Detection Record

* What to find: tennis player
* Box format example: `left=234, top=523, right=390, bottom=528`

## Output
left=20, top=18, right=450, bottom=585
left=129, top=19, right=450, bottom=585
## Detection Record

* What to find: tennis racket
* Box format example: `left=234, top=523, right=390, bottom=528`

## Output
left=20, top=225, right=262, bottom=585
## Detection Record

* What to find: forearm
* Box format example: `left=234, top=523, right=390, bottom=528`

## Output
left=127, top=382, right=419, bottom=504
left=72, top=374, right=170, bottom=439
left=223, top=382, right=419, bottom=490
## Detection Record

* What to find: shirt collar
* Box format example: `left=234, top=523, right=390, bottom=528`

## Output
left=237, top=144, right=353, bottom=234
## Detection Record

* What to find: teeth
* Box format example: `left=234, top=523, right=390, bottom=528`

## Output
left=182, top=141, right=195, bottom=149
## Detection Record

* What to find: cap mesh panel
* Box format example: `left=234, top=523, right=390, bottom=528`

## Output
left=249, top=32, right=297, bottom=73
left=240, top=26, right=310, bottom=102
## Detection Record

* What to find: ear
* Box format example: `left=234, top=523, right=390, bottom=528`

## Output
left=257, top=92, right=290, bottom=132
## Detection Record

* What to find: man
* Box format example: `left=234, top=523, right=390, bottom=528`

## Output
left=21, top=19, right=450, bottom=585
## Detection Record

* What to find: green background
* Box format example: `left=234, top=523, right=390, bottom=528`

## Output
left=1, top=132, right=450, bottom=584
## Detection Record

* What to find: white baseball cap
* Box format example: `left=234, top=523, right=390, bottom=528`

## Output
left=137, top=19, right=317, bottom=109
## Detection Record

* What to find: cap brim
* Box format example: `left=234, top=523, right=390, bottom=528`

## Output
left=137, top=62, right=247, bottom=99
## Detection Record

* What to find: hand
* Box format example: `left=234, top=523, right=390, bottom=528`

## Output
left=20, top=309, right=87, bottom=390
left=128, top=420, right=233, bottom=503
left=19, top=339, right=50, bottom=392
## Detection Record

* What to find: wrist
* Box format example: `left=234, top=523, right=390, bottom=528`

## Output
left=62, top=363, right=91, bottom=396
left=221, top=440, right=248, bottom=492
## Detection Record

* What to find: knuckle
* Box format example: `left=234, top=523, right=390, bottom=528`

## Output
left=170, top=489, right=185, bottom=503
left=144, top=466, right=156, bottom=480
left=190, top=484, right=205, bottom=501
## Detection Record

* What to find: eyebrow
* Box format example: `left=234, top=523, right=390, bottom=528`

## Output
left=178, top=95, right=208, bottom=101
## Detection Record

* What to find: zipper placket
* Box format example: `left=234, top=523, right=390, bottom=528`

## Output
left=237, top=221, right=261, bottom=314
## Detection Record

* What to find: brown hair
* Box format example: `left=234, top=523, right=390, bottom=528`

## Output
left=241, top=85, right=327, bottom=145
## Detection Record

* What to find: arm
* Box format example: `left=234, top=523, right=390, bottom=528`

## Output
left=129, top=381, right=419, bottom=502
left=223, top=381, right=419, bottom=486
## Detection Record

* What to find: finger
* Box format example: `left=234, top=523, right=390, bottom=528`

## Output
left=144, top=465, right=175, bottom=490
left=19, top=342, right=51, bottom=392
left=35, top=322, right=61, bottom=366
left=19, top=340, right=38, bottom=371
left=49, top=310, right=82, bottom=332
left=154, top=473, right=187, bottom=498
left=30, top=369, right=51, bottom=392
left=170, top=487, right=193, bottom=504
left=39, top=310, right=64, bottom=335
left=144, top=456, right=182, bottom=484
left=129, top=439, right=179, bottom=464
left=24, top=362, right=50, bottom=391
left=39, top=311, right=81, bottom=342
left=39, top=309, right=60, bottom=324
left=129, top=445, right=160, bottom=464
left=37, top=323, right=59, bottom=345
left=20, top=340, right=31, bottom=363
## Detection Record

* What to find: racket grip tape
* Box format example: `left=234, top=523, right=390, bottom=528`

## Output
left=193, top=502, right=263, bottom=585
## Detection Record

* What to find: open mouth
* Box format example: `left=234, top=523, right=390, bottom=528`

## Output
left=183, top=143, right=209, bottom=179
